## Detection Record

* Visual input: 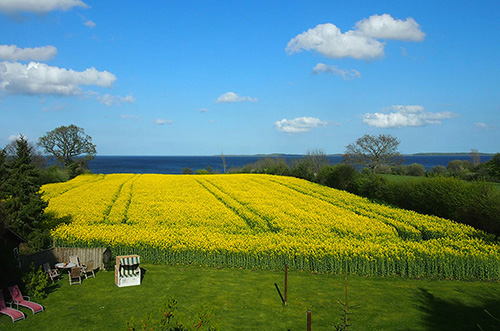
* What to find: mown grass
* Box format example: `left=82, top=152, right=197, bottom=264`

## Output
left=2, top=264, right=500, bottom=330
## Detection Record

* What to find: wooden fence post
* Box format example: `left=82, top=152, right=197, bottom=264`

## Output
left=307, top=310, right=311, bottom=331
left=284, top=264, right=288, bottom=305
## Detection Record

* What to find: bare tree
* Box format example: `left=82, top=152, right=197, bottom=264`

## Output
left=470, top=149, right=481, bottom=167
left=38, top=124, right=96, bottom=167
left=305, top=149, right=329, bottom=175
left=221, top=151, right=227, bottom=174
left=343, top=134, right=403, bottom=172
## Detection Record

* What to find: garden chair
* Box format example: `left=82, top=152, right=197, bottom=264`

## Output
left=69, top=267, right=82, bottom=285
left=70, top=255, right=88, bottom=277
left=82, top=260, right=96, bottom=279
left=7, top=285, right=44, bottom=314
left=0, top=290, right=25, bottom=322
left=69, top=255, right=83, bottom=268
left=43, top=262, right=61, bottom=283
left=115, top=255, right=141, bottom=287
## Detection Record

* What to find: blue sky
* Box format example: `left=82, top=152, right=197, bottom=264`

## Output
left=0, top=0, right=498, bottom=155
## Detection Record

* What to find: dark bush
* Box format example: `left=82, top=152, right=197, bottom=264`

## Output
left=406, top=163, right=425, bottom=176
left=235, top=158, right=290, bottom=176
left=429, top=165, right=447, bottom=176
left=181, top=167, right=193, bottom=175
left=447, top=159, right=472, bottom=175
left=318, top=164, right=359, bottom=191
left=290, top=158, right=315, bottom=181
left=39, top=165, right=70, bottom=184
left=381, top=176, right=500, bottom=235
left=391, top=165, right=408, bottom=175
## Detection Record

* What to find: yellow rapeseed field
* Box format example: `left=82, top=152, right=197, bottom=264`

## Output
left=42, top=173, right=500, bottom=279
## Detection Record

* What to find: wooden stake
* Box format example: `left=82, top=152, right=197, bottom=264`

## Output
left=284, top=264, right=288, bottom=305
left=307, top=310, right=311, bottom=331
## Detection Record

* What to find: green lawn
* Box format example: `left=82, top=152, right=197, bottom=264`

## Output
left=2, top=264, right=500, bottom=330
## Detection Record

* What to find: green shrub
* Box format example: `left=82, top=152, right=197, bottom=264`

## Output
left=383, top=177, right=500, bottom=235
left=318, top=164, right=359, bottom=191
left=182, top=167, right=194, bottom=175
left=374, top=164, right=392, bottom=174
left=429, top=165, right=447, bottom=176
left=487, top=153, right=500, bottom=180
left=447, top=160, right=472, bottom=175
left=39, top=165, right=70, bottom=184
left=391, top=165, right=408, bottom=175
left=22, top=264, right=49, bottom=302
left=406, top=163, right=426, bottom=176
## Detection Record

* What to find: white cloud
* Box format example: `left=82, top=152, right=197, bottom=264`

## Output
left=286, top=14, right=424, bottom=60
left=84, top=20, right=96, bottom=28
left=312, top=63, right=361, bottom=80
left=362, top=105, right=459, bottom=128
left=475, top=122, right=496, bottom=130
left=0, top=0, right=88, bottom=14
left=155, top=118, right=173, bottom=125
left=274, top=116, right=328, bottom=133
left=0, top=61, right=116, bottom=95
left=8, top=134, right=22, bottom=142
left=355, top=14, right=425, bottom=41
left=0, top=45, right=57, bottom=61
left=98, top=94, right=135, bottom=106
left=286, top=23, right=385, bottom=60
left=216, top=92, right=258, bottom=103
left=199, top=108, right=209, bottom=113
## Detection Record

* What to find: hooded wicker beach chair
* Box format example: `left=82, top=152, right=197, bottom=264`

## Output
left=115, top=255, right=141, bottom=287
left=0, top=291, right=25, bottom=323
left=7, top=286, right=44, bottom=314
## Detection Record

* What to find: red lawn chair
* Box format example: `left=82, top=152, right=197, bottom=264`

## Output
left=0, top=291, right=25, bottom=323
left=8, top=285, right=44, bottom=314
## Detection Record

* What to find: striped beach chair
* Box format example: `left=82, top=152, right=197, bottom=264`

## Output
left=115, top=255, right=141, bottom=287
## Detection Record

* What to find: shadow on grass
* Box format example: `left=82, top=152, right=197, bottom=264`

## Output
left=416, top=288, right=500, bottom=331
left=140, top=267, right=147, bottom=282
left=46, top=281, right=61, bottom=295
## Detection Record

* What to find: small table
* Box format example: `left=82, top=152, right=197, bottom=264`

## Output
left=55, top=263, right=77, bottom=277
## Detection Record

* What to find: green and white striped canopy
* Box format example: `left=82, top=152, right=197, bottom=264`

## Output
left=119, top=256, right=140, bottom=266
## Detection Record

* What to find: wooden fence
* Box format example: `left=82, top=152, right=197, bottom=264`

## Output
left=19, top=247, right=111, bottom=272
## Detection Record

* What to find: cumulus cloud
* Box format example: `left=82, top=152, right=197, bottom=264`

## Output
left=0, top=61, right=116, bottom=95
left=286, top=14, right=424, bottom=60
left=0, top=45, right=57, bottom=61
left=216, top=92, right=258, bottom=103
left=155, top=118, right=173, bottom=125
left=355, top=14, right=425, bottom=41
left=312, top=63, right=361, bottom=80
left=362, top=105, right=459, bottom=128
left=274, top=116, right=328, bottom=133
left=286, top=23, right=385, bottom=60
left=0, top=0, right=88, bottom=14
left=98, top=94, right=135, bottom=106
